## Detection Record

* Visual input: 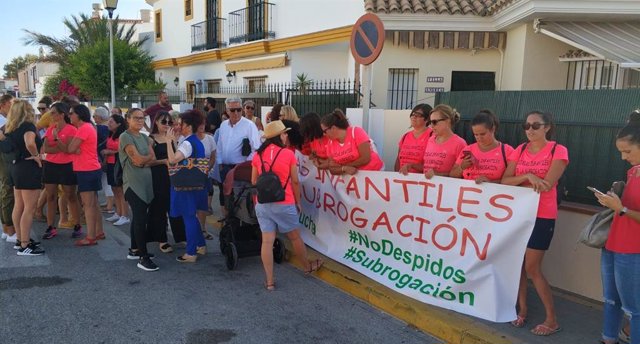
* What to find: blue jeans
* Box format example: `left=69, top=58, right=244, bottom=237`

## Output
left=601, top=248, right=640, bottom=343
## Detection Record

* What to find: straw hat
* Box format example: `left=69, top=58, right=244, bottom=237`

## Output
left=262, top=120, right=290, bottom=139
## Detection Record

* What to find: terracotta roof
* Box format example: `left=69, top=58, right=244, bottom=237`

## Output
left=559, top=50, right=595, bottom=59
left=364, top=0, right=518, bottom=17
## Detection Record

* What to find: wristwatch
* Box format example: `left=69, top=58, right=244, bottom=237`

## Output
left=619, top=206, right=628, bottom=216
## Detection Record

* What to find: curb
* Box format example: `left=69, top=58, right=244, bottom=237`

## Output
left=284, top=242, right=517, bottom=344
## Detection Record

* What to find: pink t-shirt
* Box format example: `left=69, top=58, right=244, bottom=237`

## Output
left=326, top=126, right=384, bottom=171
left=73, top=122, right=101, bottom=172
left=455, top=142, right=514, bottom=182
left=106, top=137, right=119, bottom=164
left=423, top=134, right=467, bottom=174
left=508, top=141, right=569, bottom=219
left=309, top=136, right=330, bottom=159
left=398, top=129, right=432, bottom=173
left=251, top=144, right=296, bottom=205
left=44, top=124, right=77, bottom=164
left=606, top=165, right=640, bottom=254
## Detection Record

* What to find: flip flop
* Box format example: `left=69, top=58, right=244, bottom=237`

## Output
left=264, top=281, right=275, bottom=291
left=96, top=233, right=106, bottom=240
left=304, top=259, right=324, bottom=275
left=74, top=237, right=98, bottom=246
left=531, top=324, right=561, bottom=336
left=510, top=315, right=526, bottom=328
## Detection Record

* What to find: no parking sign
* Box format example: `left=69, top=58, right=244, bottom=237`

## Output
left=350, top=13, right=385, bottom=65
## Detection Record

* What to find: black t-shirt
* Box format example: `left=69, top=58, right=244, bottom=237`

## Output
left=206, top=109, right=221, bottom=135
left=7, top=122, right=42, bottom=162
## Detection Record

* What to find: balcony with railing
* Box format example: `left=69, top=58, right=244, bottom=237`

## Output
left=191, top=17, right=227, bottom=52
left=228, top=1, right=275, bottom=45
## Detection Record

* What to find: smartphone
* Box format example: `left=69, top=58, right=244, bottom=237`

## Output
left=587, top=186, right=605, bottom=195
left=462, top=150, right=471, bottom=158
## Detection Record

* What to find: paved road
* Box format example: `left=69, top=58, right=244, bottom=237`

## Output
left=0, top=218, right=440, bottom=344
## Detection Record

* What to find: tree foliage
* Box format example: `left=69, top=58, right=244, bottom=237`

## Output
left=3, top=54, right=39, bottom=79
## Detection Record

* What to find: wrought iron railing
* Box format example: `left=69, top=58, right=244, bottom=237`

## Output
left=191, top=17, right=227, bottom=52
left=228, top=1, right=275, bottom=45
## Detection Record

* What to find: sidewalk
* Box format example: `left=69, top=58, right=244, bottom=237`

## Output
left=283, top=244, right=606, bottom=344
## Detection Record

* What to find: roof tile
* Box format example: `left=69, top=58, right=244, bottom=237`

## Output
left=363, top=0, right=518, bottom=17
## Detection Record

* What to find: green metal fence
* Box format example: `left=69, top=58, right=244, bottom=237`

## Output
left=436, top=89, right=640, bottom=205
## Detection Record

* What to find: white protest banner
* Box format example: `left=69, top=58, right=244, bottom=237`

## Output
left=296, top=153, right=539, bottom=322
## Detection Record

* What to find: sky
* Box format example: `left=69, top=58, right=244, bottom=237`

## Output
left=1, top=0, right=149, bottom=76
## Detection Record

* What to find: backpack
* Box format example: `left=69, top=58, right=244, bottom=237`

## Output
left=518, top=142, right=566, bottom=205
left=256, top=147, right=289, bottom=203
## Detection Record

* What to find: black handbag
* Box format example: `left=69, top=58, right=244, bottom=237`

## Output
left=241, top=138, right=252, bottom=156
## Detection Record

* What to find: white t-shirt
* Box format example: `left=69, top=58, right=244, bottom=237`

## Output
left=199, top=133, right=217, bottom=158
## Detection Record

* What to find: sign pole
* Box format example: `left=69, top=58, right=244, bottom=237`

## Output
left=362, top=64, right=372, bottom=132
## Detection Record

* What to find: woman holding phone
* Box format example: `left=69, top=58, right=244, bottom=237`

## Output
left=450, top=110, right=514, bottom=183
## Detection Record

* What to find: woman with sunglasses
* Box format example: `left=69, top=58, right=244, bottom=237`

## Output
left=102, top=115, right=129, bottom=227
left=422, top=104, right=467, bottom=179
left=450, top=110, right=514, bottom=183
left=41, top=103, right=81, bottom=240
left=243, top=100, right=263, bottom=131
left=395, top=104, right=433, bottom=175
left=146, top=111, right=187, bottom=253
left=501, top=111, right=568, bottom=336
left=56, top=104, right=105, bottom=245
left=299, top=112, right=330, bottom=168
left=320, top=109, right=384, bottom=175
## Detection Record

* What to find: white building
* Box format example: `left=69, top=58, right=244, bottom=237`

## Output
left=17, top=61, right=59, bottom=98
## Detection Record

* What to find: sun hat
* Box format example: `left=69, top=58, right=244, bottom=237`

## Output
left=262, top=120, right=290, bottom=139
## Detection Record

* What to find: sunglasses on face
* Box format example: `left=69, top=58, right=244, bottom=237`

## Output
left=37, top=107, right=47, bottom=111
left=245, top=106, right=254, bottom=110
left=522, top=122, right=546, bottom=130
left=160, top=119, right=173, bottom=126
left=410, top=112, right=425, bottom=119
left=322, top=127, right=331, bottom=134
left=429, top=118, right=447, bottom=126
left=228, top=108, right=242, bottom=113
left=132, top=116, right=145, bottom=121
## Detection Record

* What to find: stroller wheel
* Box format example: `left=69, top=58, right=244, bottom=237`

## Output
left=273, top=238, right=286, bottom=264
left=225, top=242, right=238, bottom=270
left=219, top=229, right=226, bottom=254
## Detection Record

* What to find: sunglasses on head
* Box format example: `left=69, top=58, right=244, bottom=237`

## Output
left=429, top=118, right=447, bottom=126
left=228, top=108, right=242, bottom=113
left=160, top=119, right=173, bottom=126
left=522, top=122, right=546, bottom=130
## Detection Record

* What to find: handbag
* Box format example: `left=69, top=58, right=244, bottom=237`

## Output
left=576, top=181, right=626, bottom=248
left=168, top=136, right=209, bottom=191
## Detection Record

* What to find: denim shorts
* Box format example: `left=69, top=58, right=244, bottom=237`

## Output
left=527, top=218, right=555, bottom=250
left=255, top=203, right=299, bottom=233
left=76, top=169, right=103, bottom=192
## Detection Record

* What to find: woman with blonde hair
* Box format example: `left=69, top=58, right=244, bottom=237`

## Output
left=422, top=104, right=467, bottom=179
left=280, top=105, right=299, bottom=122
left=3, top=100, right=44, bottom=255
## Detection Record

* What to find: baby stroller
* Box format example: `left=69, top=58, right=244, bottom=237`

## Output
left=218, top=161, right=285, bottom=270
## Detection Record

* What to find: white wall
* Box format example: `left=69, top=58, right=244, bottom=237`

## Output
left=501, top=24, right=527, bottom=90
left=289, top=43, right=351, bottom=81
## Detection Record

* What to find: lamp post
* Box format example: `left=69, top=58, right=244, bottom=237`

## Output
left=104, top=0, right=118, bottom=108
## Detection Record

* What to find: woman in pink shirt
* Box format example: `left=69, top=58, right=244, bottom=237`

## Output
left=395, top=104, right=432, bottom=175
left=101, top=115, right=129, bottom=227
left=41, top=103, right=81, bottom=240
left=320, top=109, right=384, bottom=175
left=450, top=110, right=514, bottom=183
left=595, top=111, right=640, bottom=344
left=423, top=104, right=467, bottom=179
left=299, top=112, right=330, bottom=168
left=501, top=111, right=568, bottom=336
left=56, top=104, right=104, bottom=245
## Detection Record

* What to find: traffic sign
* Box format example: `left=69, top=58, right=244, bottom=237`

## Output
left=350, top=13, right=385, bottom=65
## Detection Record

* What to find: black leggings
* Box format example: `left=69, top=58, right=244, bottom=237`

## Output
left=125, top=188, right=150, bottom=257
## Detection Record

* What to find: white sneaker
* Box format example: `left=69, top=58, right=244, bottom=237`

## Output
left=113, top=216, right=130, bottom=226
left=6, top=233, right=17, bottom=243
left=1, top=233, right=6, bottom=240
left=106, top=214, right=121, bottom=222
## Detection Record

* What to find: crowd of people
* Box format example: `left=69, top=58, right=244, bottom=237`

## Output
left=0, top=91, right=636, bottom=343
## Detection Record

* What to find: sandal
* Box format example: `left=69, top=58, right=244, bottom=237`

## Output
left=510, top=314, right=526, bottom=328
left=202, top=231, right=214, bottom=240
left=159, top=243, right=173, bottom=253
left=96, top=232, right=106, bottom=240
left=264, top=281, right=275, bottom=291
left=304, top=259, right=324, bottom=274
left=176, top=254, right=197, bottom=263
left=530, top=323, right=561, bottom=336
left=196, top=246, right=206, bottom=255
left=74, top=237, right=97, bottom=246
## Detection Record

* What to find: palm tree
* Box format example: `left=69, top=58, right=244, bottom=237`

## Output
left=23, top=13, right=145, bottom=65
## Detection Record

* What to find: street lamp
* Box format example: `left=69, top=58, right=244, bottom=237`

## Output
left=173, top=77, right=179, bottom=87
left=104, top=0, right=118, bottom=108
left=226, top=71, right=236, bottom=83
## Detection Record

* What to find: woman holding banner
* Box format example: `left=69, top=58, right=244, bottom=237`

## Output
left=299, top=112, right=329, bottom=168
left=501, top=111, right=568, bottom=336
left=594, top=111, right=640, bottom=344
left=320, top=109, right=384, bottom=175
left=395, top=104, right=432, bottom=175
left=450, top=110, right=514, bottom=183
left=422, top=104, right=466, bottom=179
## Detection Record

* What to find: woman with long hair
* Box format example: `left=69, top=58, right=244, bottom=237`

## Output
left=4, top=100, right=43, bottom=255
left=395, top=103, right=433, bottom=175
left=595, top=111, right=640, bottom=344
left=102, top=114, right=129, bottom=226
left=422, top=104, right=467, bottom=179
left=119, top=108, right=158, bottom=271
left=147, top=111, right=187, bottom=253
left=251, top=120, right=322, bottom=290
left=501, top=111, right=568, bottom=336
left=320, top=109, right=384, bottom=175
left=56, top=104, right=104, bottom=245
left=299, top=112, right=329, bottom=168
left=41, top=102, right=81, bottom=240
left=166, top=110, right=208, bottom=263
left=450, top=110, right=514, bottom=183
